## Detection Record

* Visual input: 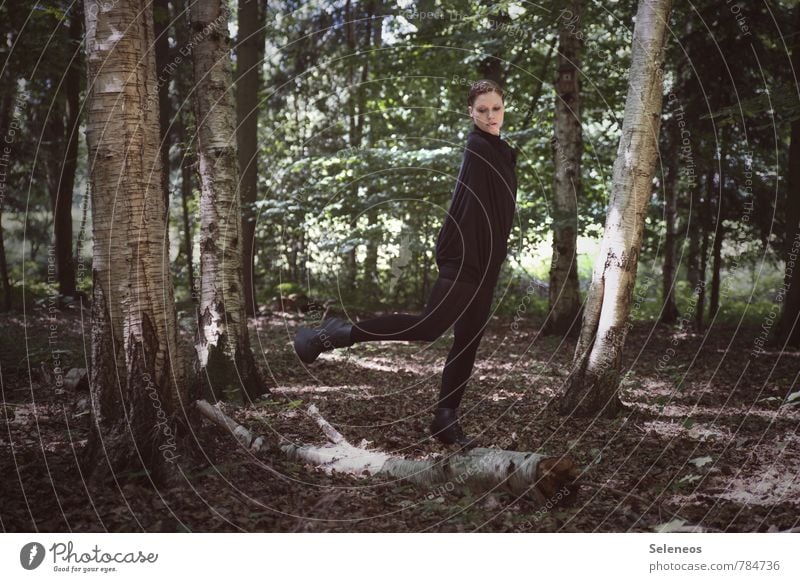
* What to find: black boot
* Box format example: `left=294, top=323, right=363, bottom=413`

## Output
left=429, top=407, right=478, bottom=449
left=294, top=317, right=354, bottom=364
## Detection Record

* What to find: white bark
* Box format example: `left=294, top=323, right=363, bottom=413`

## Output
left=190, top=0, right=262, bottom=401
left=195, top=399, right=269, bottom=452
left=559, top=0, right=673, bottom=417
left=195, top=400, right=577, bottom=502
left=84, top=0, right=184, bottom=479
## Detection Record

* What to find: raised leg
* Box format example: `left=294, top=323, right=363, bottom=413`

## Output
left=350, top=276, right=481, bottom=343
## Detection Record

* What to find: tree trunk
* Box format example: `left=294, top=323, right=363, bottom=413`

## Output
left=522, top=36, right=557, bottom=129
left=154, top=0, right=172, bottom=215
left=362, top=206, right=380, bottom=305
left=52, top=4, right=83, bottom=297
left=236, top=0, right=267, bottom=317
left=660, top=132, right=680, bottom=324
left=341, top=0, right=364, bottom=296
left=421, top=213, right=432, bottom=305
left=695, top=169, right=713, bottom=330
left=687, top=185, right=701, bottom=293
left=83, top=0, right=186, bottom=483
left=545, top=0, right=583, bottom=337
left=173, top=3, right=196, bottom=299
left=0, top=90, right=15, bottom=311
left=0, top=198, right=8, bottom=311
left=177, top=120, right=196, bottom=300
left=776, top=4, right=800, bottom=348
left=709, top=214, right=723, bottom=319
left=196, top=400, right=579, bottom=504
left=709, top=143, right=726, bottom=318
left=477, top=0, right=509, bottom=86
left=190, top=0, right=265, bottom=403
left=556, top=0, right=673, bottom=418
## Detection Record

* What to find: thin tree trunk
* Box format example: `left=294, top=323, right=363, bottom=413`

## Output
left=190, top=0, right=266, bottom=403
left=477, top=0, right=508, bottom=86
left=0, top=201, right=8, bottom=310
left=83, top=0, right=185, bottom=483
left=342, top=0, right=361, bottom=296
left=695, top=169, right=713, bottom=330
left=555, top=0, right=673, bottom=418
left=776, top=4, right=800, bottom=348
left=421, top=213, right=431, bottom=305
left=237, top=0, right=267, bottom=317
left=0, top=90, right=15, bottom=311
left=545, top=0, right=583, bottom=337
left=52, top=4, right=83, bottom=297
left=362, top=206, right=380, bottom=305
left=74, top=180, right=90, bottom=292
left=522, top=36, right=557, bottom=129
left=709, top=215, right=723, bottom=318
left=709, top=143, right=726, bottom=318
left=776, top=113, right=800, bottom=345
left=660, top=132, right=680, bottom=324
left=360, top=2, right=378, bottom=305
left=173, top=2, right=196, bottom=298
left=154, top=0, right=172, bottom=215
left=177, top=119, right=196, bottom=300
left=288, top=237, right=299, bottom=282
left=687, top=174, right=702, bottom=308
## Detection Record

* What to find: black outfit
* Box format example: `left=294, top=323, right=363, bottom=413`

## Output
left=435, top=124, right=518, bottom=286
left=350, top=124, right=518, bottom=409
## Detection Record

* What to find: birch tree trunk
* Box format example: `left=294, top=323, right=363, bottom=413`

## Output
left=545, top=0, right=583, bottom=337
left=83, top=0, right=185, bottom=482
left=556, top=0, right=673, bottom=418
left=190, top=0, right=265, bottom=403
left=236, top=0, right=267, bottom=317
left=195, top=400, right=579, bottom=504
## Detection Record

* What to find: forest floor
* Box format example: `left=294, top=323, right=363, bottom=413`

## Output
left=2, top=301, right=799, bottom=533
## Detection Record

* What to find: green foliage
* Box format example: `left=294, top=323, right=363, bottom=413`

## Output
left=0, top=0, right=793, bottom=333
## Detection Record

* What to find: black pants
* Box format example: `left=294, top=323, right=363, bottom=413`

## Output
left=350, top=275, right=495, bottom=409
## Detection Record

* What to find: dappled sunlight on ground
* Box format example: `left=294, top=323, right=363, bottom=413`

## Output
left=3, top=307, right=798, bottom=532
left=667, top=434, right=800, bottom=507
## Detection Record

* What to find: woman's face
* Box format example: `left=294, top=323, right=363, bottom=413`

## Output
left=469, top=91, right=504, bottom=135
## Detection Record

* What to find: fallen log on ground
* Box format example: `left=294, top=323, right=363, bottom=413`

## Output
left=195, top=399, right=579, bottom=504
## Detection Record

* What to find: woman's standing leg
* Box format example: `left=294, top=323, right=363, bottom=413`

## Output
left=436, top=283, right=495, bottom=409
left=350, top=276, right=480, bottom=343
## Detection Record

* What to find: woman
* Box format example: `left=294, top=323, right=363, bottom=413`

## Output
left=294, top=79, right=518, bottom=449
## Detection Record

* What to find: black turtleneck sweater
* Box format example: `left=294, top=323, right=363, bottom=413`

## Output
left=435, top=124, right=518, bottom=287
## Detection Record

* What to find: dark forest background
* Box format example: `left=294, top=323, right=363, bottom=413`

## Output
left=1, top=0, right=799, bottom=534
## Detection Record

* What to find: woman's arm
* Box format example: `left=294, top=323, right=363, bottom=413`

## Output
left=456, top=136, right=497, bottom=210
